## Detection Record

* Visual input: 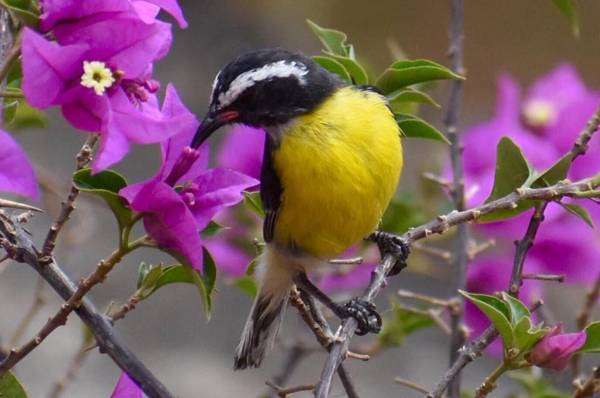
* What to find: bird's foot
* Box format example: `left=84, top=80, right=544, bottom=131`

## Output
left=370, top=231, right=410, bottom=276
left=336, top=298, right=382, bottom=336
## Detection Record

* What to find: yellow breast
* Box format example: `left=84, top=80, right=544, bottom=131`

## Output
left=272, top=86, right=403, bottom=258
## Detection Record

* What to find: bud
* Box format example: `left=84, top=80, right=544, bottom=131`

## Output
left=527, top=323, right=586, bottom=370
left=164, top=146, right=201, bottom=186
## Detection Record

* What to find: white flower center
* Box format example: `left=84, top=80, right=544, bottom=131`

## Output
left=80, top=61, right=115, bottom=96
left=522, top=100, right=556, bottom=129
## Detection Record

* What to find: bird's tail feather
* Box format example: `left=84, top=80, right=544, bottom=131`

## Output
left=234, top=245, right=295, bottom=370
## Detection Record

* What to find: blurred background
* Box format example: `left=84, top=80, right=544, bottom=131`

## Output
left=2, top=0, right=600, bottom=397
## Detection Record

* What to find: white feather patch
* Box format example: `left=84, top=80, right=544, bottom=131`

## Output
left=216, top=60, right=308, bottom=110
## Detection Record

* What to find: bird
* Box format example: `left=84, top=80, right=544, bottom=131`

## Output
left=191, top=48, right=405, bottom=370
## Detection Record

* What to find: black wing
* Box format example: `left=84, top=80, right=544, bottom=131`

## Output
left=260, top=135, right=283, bottom=242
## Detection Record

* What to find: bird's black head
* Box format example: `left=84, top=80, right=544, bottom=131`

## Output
left=192, top=48, right=340, bottom=148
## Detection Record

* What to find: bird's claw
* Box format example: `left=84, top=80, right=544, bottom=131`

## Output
left=341, top=298, right=382, bottom=336
left=372, top=231, right=410, bottom=276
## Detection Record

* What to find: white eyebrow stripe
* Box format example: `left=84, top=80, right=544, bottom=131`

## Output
left=209, top=71, right=221, bottom=103
left=216, top=60, right=309, bottom=109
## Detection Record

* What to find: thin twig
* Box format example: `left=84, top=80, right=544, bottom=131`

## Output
left=508, top=202, right=548, bottom=295
left=412, top=242, right=452, bottom=261
left=444, top=1, right=467, bottom=396
left=6, top=276, right=46, bottom=348
left=266, top=381, right=315, bottom=397
left=394, top=377, right=429, bottom=394
left=467, top=239, right=496, bottom=261
left=426, top=102, right=600, bottom=398
left=0, top=234, right=147, bottom=378
left=0, top=199, right=42, bottom=212
left=572, top=272, right=600, bottom=375
left=572, top=366, right=600, bottom=398
left=289, top=289, right=359, bottom=398
left=521, top=273, right=565, bottom=283
left=313, top=173, right=600, bottom=397
left=329, top=257, right=363, bottom=265
left=397, top=289, right=452, bottom=307
left=42, top=135, right=98, bottom=257
left=0, top=213, right=172, bottom=397
left=426, top=300, right=542, bottom=398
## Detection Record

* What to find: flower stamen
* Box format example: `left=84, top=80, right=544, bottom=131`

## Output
left=522, top=100, right=556, bottom=129
left=81, top=61, right=115, bottom=96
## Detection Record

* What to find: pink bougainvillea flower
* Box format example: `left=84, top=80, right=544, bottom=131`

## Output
left=110, top=372, right=142, bottom=398
left=40, top=0, right=188, bottom=32
left=527, top=323, right=586, bottom=370
left=453, top=64, right=600, bottom=285
left=120, top=96, right=257, bottom=270
left=22, top=0, right=189, bottom=172
left=464, top=256, right=542, bottom=356
left=0, top=130, right=38, bottom=199
left=217, top=125, right=265, bottom=181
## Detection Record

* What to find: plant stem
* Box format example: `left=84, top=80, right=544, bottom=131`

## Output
left=474, top=362, right=509, bottom=398
left=0, top=236, right=146, bottom=377
left=42, top=135, right=98, bottom=257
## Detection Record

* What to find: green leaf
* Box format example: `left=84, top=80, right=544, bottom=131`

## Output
left=201, top=220, right=227, bottom=238
left=73, top=168, right=132, bottom=231
left=376, top=59, right=463, bottom=95
left=551, top=0, right=579, bottom=37
left=136, top=262, right=152, bottom=289
left=0, top=371, right=28, bottom=398
left=378, top=301, right=435, bottom=347
left=532, top=153, right=572, bottom=188
left=501, top=292, right=531, bottom=325
left=387, top=88, right=440, bottom=109
left=322, top=52, right=368, bottom=85
left=5, top=100, right=47, bottom=131
left=232, top=276, right=257, bottom=298
left=513, top=316, right=548, bottom=353
left=306, top=19, right=350, bottom=57
left=0, top=0, right=39, bottom=26
left=578, top=321, right=600, bottom=353
left=312, top=56, right=352, bottom=83
left=479, top=137, right=535, bottom=222
left=558, top=203, right=594, bottom=228
left=395, top=113, right=450, bottom=144
left=243, top=191, right=264, bottom=218
left=460, top=290, right=513, bottom=348
left=135, top=255, right=217, bottom=320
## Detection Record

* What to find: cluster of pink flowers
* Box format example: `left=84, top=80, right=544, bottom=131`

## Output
left=461, top=64, right=600, bottom=352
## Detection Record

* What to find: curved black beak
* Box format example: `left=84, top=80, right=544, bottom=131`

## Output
left=191, top=110, right=240, bottom=148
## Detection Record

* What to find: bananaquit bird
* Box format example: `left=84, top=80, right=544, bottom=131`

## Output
left=191, top=49, right=406, bottom=369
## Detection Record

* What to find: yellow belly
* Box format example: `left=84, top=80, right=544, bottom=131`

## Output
left=272, top=86, right=403, bottom=258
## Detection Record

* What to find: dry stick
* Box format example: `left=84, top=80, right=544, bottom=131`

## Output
left=444, top=3, right=467, bottom=397
left=0, top=217, right=172, bottom=398
left=289, top=290, right=360, bottom=398
left=42, top=135, right=98, bottom=257
left=0, top=238, right=146, bottom=378
left=572, top=366, right=600, bottom=398
left=428, top=104, right=600, bottom=398
left=394, top=377, right=430, bottom=394
left=521, top=273, right=565, bottom=283
left=266, top=380, right=316, bottom=397
left=572, top=273, right=600, bottom=376
left=313, top=173, right=600, bottom=398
